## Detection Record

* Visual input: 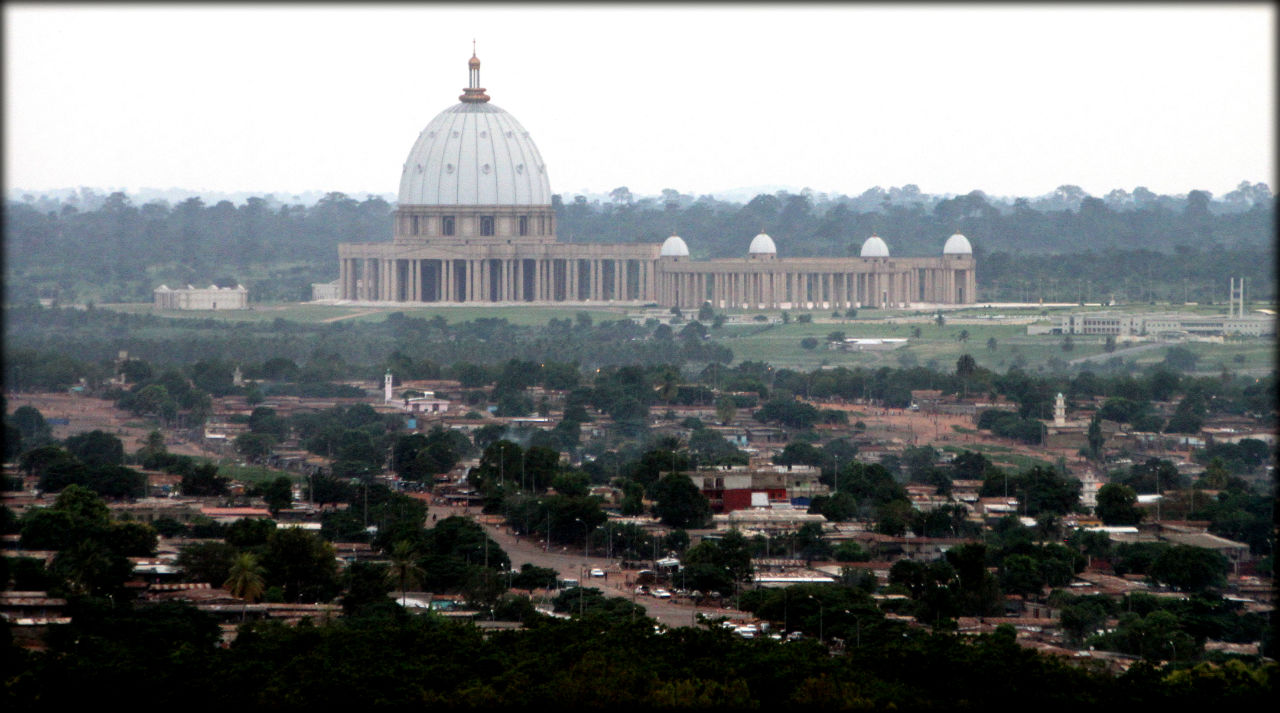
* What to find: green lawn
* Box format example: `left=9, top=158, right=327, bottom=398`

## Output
left=216, top=462, right=301, bottom=486
left=97, top=300, right=1276, bottom=375
left=100, top=301, right=630, bottom=326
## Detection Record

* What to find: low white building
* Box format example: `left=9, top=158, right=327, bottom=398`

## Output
left=1051, top=310, right=1274, bottom=338
left=311, top=281, right=340, bottom=301
left=154, top=284, right=248, bottom=310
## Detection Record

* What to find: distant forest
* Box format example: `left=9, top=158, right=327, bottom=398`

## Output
left=4, top=182, right=1273, bottom=305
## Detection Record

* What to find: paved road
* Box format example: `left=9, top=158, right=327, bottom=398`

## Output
left=431, top=504, right=747, bottom=628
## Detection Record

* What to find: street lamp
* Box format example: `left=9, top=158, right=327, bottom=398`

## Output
left=844, top=609, right=860, bottom=648
left=575, top=517, right=589, bottom=561
left=808, top=595, right=824, bottom=643
left=783, top=588, right=789, bottom=635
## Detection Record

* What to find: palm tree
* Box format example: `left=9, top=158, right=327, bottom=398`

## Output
left=386, top=540, right=425, bottom=606
left=224, top=552, right=266, bottom=620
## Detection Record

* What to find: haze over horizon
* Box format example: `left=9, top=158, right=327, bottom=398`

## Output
left=5, top=5, right=1273, bottom=201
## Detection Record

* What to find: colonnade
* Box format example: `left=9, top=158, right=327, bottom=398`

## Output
left=656, top=262, right=975, bottom=309
left=338, top=254, right=658, bottom=303
left=336, top=251, right=975, bottom=308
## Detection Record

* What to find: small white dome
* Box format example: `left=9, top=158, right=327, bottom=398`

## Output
left=860, top=235, right=890, bottom=258
left=943, top=232, right=972, bottom=255
left=660, top=235, right=690, bottom=257
left=748, top=232, right=777, bottom=254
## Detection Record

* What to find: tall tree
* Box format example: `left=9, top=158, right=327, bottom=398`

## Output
left=224, top=552, right=266, bottom=620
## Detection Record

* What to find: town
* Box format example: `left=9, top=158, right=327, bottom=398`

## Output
left=4, top=5, right=1274, bottom=707
left=4, top=295, right=1274, bottom=706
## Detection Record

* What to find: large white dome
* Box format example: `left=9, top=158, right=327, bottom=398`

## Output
left=660, top=235, right=690, bottom=257
left=397, top=56, right=552, bottom=207
left=748, top=232, right=777, bottom=254
left=943, top=232, right=973, bottom=255
left=860, top=235, right=890, bottom=258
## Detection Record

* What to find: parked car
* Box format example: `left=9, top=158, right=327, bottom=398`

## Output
left=653, top=588, right=671, bottom=599
left=589, top=568, right=605, bottom=578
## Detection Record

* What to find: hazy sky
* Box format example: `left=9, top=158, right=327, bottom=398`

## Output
left=5, top=3, right=1274, bottom=199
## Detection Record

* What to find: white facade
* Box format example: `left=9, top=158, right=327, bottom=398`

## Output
left=311, top=281, right=340, bottom=300
left=1056, top=311, right=1275, bottom=337
left=153, top=284, right=248, bottom=310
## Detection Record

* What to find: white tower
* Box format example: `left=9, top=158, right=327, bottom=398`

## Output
left=1229, top=277, right=1246, bottom=318
left=1053, top=392, right=1066, bottom=427
left=384, top=370, right=394, bottom=402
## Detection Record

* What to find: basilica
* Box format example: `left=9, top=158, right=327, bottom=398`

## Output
left=331, top=53, right=976, bottom=310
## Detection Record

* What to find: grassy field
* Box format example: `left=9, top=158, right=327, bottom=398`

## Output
left=100, top=301, right=631, bottom=326
left=97, top=300, right=1276, bottom=375
left=216, top=462, right=302, bottom=486
left=940, top=443, right=1053, bottom=472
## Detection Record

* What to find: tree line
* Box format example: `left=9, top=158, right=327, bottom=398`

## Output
left=5, top=180, right=1273, bottom=305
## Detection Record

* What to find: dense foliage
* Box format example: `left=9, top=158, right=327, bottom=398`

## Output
left=5, top=603, right=1274, bottom=708
left=6, top=183, right=1274, bottom=305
